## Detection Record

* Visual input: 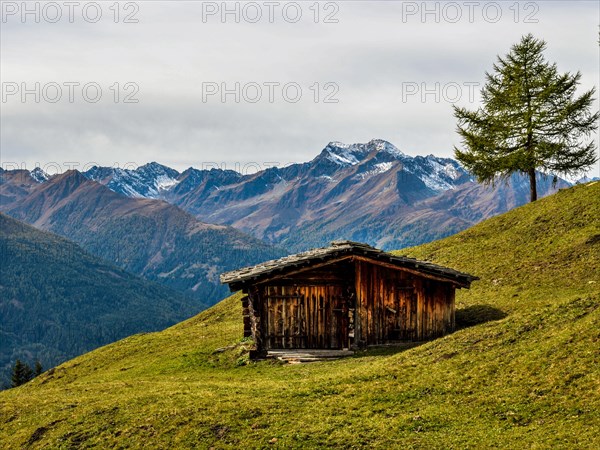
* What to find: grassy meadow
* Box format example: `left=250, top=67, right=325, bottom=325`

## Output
left=1, top=182, right=598, bottom=449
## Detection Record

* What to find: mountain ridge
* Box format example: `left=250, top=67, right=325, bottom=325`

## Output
left=1, top=139, right=572, bottom=255
left=76, top=139, right=570, bottom=251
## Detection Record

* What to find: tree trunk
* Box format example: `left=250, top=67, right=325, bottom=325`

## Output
left=528, top=168, right=537, bottom=202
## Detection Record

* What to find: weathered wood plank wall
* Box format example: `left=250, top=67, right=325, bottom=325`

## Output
left=259, top=285, right=348, bottom=350
left=353, top=260, right=454, bottom=345
left=249, top=258, right=455, bottom=352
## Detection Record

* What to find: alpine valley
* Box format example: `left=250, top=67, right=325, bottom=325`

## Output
left=0, top=170, right=284, bottom=386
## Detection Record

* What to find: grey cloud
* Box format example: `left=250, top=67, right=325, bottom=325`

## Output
left=1, top=1, right=598, bottom=178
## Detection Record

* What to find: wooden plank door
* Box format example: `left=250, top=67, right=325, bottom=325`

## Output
left=266, top=292, right=303, bottom=349
left=306, top=286, right=348, bottom=350
left=266, top=285, right=348, bottom=349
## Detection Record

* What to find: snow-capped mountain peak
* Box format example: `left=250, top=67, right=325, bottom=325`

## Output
left=368, top=139, right=405, bottom=158
left=137, top=162, right=179, bottom=177
left=319, top=140, right=468, bottom=192
left=84, top=162, right=180, bottom=199
left=323, top=139, right=405, bottom=167
left=324, top=143, right=366, bottom=166
left=136, top=162, right=180, bottom=192
left=30, top=167, right=49, bottom=183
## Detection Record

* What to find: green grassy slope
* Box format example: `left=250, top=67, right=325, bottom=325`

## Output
left=0, top=182, right=598, bottom=449
left=398, top=181, right=599, bottom=315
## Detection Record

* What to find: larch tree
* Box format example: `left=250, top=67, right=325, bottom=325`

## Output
left=10, top=359, right=33, bottom=388
left=454, top=34, right=598, bottom=201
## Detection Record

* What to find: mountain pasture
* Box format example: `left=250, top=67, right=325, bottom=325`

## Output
left=0, top=182, right=598, bottom=448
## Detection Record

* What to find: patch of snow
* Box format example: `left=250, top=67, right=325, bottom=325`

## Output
left=155, top=174, right=180, bottom=191
left=120, top=182, right=146, bottom=199
left=375, top=162, right=393, bottom=173
left=326, top=148, right=361, bottom=166
left=417, top=156, right=466, bottom=191
left=421, top=176, right=453, bottom=192
left=357, top=162, right=394, bottom=180
left=318, top=175, right=336, bottom=182
left=369, top=139, right=405, bottom=158
left=328, top=141, right=351, bottom=149
left=443, top=163, right=460, bottom=180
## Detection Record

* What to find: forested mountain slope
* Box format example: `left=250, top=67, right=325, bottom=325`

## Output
left=0, top=213, right=205, bottom=388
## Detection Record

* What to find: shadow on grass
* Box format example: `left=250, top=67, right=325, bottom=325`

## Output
left=351, top=342, right=424, bottom=359
left=263, top=305, right=509, bottom=362
left=456, top=304, right=507, bottom=330
left=350, top=305, right=507, bottom=360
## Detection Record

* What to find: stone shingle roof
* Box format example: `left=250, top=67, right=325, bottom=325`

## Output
left=221, top=240, right=478, bottom=290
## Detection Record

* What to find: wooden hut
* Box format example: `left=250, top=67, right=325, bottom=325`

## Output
left=221, top=241, right=477, bottom=355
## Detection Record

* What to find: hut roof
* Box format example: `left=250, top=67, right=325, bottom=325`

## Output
left=221, top=240, right=478, bottom=290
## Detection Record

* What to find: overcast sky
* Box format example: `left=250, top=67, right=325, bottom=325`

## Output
left=1, top=0, right=598, bottom=178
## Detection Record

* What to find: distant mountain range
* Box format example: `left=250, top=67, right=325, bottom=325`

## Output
left=0, top=213, right=205, bottom=388
left=576, top=175, right=600, bottom=184
left=81, top=139, right=570, bottom=250
left=0, top=169, right=286, bottom=305
left=0, top=139, right=571, bottom=302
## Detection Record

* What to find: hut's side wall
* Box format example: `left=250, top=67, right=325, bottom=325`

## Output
left=246, top=258, right=457, bottom=353
left=354, top=260, right=455, bottom=345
